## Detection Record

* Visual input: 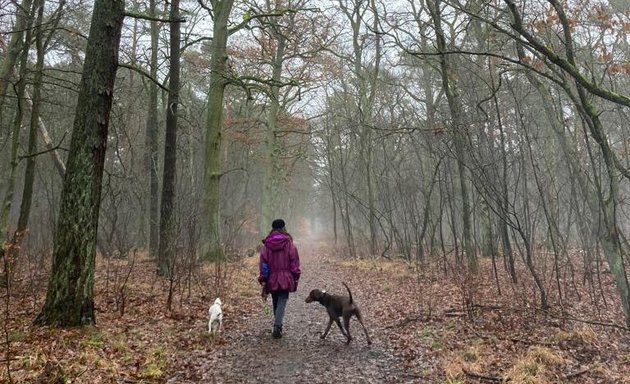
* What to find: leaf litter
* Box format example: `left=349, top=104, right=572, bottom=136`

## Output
left=1, top=242, right=629, bottom=383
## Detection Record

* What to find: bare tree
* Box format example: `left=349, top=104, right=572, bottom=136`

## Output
left=427, top=0, right=477, bottom=272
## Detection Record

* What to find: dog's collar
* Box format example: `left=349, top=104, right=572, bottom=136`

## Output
left=319, top=290, right=328, bottom=304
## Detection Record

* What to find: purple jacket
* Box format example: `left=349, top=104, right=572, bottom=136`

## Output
left=258, top=232, right=300, bottom=293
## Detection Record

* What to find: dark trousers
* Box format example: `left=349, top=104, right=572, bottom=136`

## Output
left=271, top=290, right=289, bottom=329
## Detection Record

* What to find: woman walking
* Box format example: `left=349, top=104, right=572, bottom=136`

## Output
left=258, top=219, right=301, bottom=338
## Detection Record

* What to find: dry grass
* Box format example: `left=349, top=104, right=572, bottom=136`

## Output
left=443, top=344, right=486, bottom=380
left=553, top=325, right=598, bottom=345
left=443, top=344, right=565, bottom=384
left=505, top=346, right=564, bottom=384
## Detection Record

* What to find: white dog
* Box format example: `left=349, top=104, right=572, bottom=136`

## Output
left=208, top=298, right=223, bottom=336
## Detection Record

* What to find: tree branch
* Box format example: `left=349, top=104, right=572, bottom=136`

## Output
left=118, top=63, right=169, bottom=92
left=503, top=0, right=630, bottom=108
left=228, top=7, right=318, bottom=35
left=18, top=131, right=68, bottom=160
left=124, top=11, right=185, bottom=23
left=219, top=167, right=246, bottom=178
left=180, top=36, right=212, bottom=52
left=228, top=10, right=288, bottom=35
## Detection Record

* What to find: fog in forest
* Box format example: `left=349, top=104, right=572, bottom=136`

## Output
left=1, top=0, right=630, bottom=381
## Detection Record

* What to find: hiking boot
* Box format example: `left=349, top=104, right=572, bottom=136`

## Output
left=272, top=326, right=282, bottom=339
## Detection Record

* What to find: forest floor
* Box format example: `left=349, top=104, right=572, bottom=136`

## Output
left=2, top=238, right=630, bottom=383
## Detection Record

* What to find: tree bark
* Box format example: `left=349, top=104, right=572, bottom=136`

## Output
left=201, top=0, right=234, bottom=261
left=259, top=29, right=286, bottom=238
left=34, top=0, right=125, bottom=327
left=157, top=0, right=181, bottom=276
left=145, top=0, right=160, bottom=260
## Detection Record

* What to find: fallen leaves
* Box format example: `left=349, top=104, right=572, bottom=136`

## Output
left=1, top=244, right=629, bottom=383
left=329, top=248, right=630, bottom=383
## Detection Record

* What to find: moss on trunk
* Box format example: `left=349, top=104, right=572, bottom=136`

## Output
left=34, top=0, right=125, bottom=327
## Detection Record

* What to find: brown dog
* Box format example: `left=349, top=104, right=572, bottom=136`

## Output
left=305, top=282, right=372, bottom=345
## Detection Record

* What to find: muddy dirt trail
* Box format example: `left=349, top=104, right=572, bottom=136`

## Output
left=171, top=240, right=415, bottom=383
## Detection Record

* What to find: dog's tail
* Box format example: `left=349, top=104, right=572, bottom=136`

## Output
left=342, top=282, right=353, bottom=304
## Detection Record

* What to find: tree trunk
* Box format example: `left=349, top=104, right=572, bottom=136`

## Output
left=326, top=137, right=338, bottom=245
left=145, top=0, right=160, bottom=260
left=157, top=0, right=181, bottom=276
left=0, top=12, right=35, bottom=275
left=427, top=0, right=476, bottom=272
left=34, top=0, right=125, bottom=326
left=337, top=141, right=356, bottom=258
left=24, top=88, right=66, bottom=177
left=324, top=123, right=339, bottom=244
left=337, top=0, right=381, bottom=256
left=260, top=31, right=286, bottom=238
left=0, top=0, right=34, bottom=115
left=489, top=67, right=516, bottom=282
left=14, top=0, right=46, bottom=243
left=201, top=0, right=234, bottom=261
left=516, top=149, right=548, bottom=310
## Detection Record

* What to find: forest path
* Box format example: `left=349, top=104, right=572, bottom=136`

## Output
left=172, top=239, right=414, bottom=383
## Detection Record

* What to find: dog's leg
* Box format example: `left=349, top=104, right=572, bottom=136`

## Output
left=210, top=319, right=220, bottom=336
left=335, top=317, right=348, bottom=338
left=355, top=310, right=372, bottom=345
left=320, top=318, right=334, bottom=339
left=343, top=315, right=353, bottom=344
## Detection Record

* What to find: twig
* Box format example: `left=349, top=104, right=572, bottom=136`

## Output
left=218, top=167, right=246, bottom=178
left=71, top=367, right=88, bottom=380
left=564, top=366, right=589, bottom=380
left=385, top=315, right=424, bottom=329
left=117, top=249, right=136, bottom=317
left=463, top=368, right=509, bottom=382
left=118, top=63, right=169, bottom=92
left=0, top=357, right=19, bottom=363
left=539, top=310, right=628, bottom=331
left=444, top=308, right=467, bottom=317
left=2, top=243, right=13, bottom=383
left=465, top=324, right=553, bottom=347
left=385, top=309, right=447, bottom=329
left=18, top=132, right=68, bottom=160
left=472, top=304, right=502, bottom=311
left=465, top=304, right=628, bottom=331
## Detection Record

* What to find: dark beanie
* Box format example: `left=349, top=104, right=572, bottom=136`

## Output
left=271, top=219, right=286, bottom=230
